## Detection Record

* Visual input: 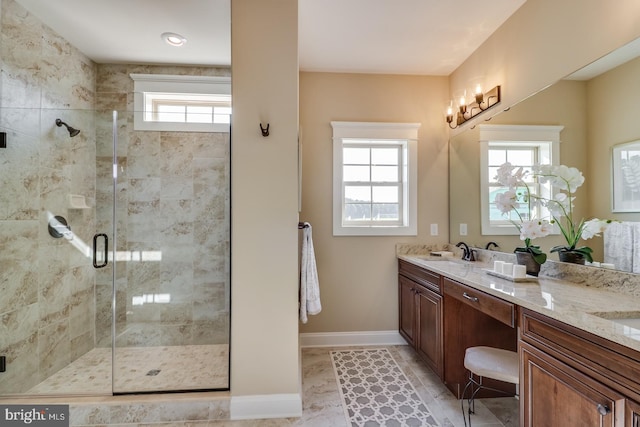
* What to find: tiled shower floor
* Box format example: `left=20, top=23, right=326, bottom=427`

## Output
left=26, top=344, right=229, bottom=395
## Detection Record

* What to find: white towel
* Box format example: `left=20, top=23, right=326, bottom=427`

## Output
left=633, top=223, right=640, bottom=274
left=300, top=222, right=321, bottom=323
left=604, top=221, right=634, bottom=272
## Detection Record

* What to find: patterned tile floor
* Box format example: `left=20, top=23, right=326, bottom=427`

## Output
left=26, top=345, right=229, bottom=395
left=330, top=348, right=441, bottom=426
left=287, top=345, right=518, bottom=427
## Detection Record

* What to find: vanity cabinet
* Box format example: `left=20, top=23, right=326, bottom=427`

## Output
left=399, top=257, right=640, bottom=424
left=520, top=309, right=640, bottom=427
left=398, top=260, right=443, bottom=378
left=442, top=277, right=517, bottom=399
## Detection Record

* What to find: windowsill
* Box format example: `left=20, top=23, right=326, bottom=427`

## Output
left=132, top=119, right=230, bottom=133
left=333, top=225, right=417, bottom=237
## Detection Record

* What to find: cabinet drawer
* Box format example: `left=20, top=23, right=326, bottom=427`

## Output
left=443, top=278, right=515, bottom=327
left=398, top=259, right=441, bottom=293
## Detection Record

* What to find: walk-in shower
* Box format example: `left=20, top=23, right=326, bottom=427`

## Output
left=0, top=0, right=231, bottom=399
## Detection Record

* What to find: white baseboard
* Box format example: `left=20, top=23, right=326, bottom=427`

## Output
left=230, top=393, right=302, bottom=420
left=299, top=330, right=408, bottom=348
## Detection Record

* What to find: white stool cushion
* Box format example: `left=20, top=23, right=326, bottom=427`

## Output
left=464, top=346, right=519, bottom=385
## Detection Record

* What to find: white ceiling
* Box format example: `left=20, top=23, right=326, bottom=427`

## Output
left=14, top=0, right=526, bottom=75
left=299, top=0, right=526, bottom=75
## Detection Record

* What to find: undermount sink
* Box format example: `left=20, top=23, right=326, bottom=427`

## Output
left=590, top=311, right=640, bottom=329
left=417, top=257, right=469, bottom=266
left=413, top=254, right=466, bottom=262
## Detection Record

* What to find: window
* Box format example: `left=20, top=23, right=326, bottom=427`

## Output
left=131, top=74, right=231, bottom=132
left=479, top=125, right=563, bottom=235
left=331, top=122, right=419, bottom=236
left=146, top=93, right=231, bottom=124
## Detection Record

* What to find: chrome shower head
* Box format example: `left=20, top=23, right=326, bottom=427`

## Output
left=55, top=118, right=80, bottom=137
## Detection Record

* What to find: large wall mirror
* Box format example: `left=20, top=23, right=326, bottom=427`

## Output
left=449, top=37, right=640, bottom=273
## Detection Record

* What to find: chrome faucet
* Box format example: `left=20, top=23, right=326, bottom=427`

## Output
left=456, top=241, right=476, bottom=261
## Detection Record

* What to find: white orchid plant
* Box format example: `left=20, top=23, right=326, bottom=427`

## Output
left=494, top=162, right=610, bottom=264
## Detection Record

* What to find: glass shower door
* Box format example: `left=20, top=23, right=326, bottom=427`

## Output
left=111, top=109, right=231, bottom=393
left=0, top=105, right=231, bottom=396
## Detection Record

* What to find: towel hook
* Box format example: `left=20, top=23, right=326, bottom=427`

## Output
left=260, top=123, right=270, bottom=137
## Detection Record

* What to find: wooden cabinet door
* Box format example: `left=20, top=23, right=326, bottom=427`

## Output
left=416, top=287, right=443, bottom=378
left=521, top=342, right=625, bottom=427
left=626, top=399, right=640, bottom=427
left=398, top=275, right=416, bottom=347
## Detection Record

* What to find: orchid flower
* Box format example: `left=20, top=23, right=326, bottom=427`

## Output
left=493, top=161, right=611, bottom=264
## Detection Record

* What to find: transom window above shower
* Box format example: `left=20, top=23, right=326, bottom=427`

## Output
left=146, top=93, right=231, bottom=124
left=131, top=73, right=231, bottom=133
left=132, top=293, right=171, bottom=306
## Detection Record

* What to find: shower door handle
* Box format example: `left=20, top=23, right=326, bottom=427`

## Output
left=93, top=233, right=108, bottom=268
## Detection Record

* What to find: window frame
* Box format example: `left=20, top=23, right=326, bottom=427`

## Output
left=131, top=73, right=231, bottom=133
left=479, top=124, right=563, bottom=235
left=331, top=121, right=419, bottom=236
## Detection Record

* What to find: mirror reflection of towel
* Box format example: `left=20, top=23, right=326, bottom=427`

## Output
left=604, top=222, right=635, bottom=272
left=300, top=222, right=321, bottom=323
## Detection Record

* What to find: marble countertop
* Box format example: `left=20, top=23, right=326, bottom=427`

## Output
left=398, top=254, right=640, bottom=354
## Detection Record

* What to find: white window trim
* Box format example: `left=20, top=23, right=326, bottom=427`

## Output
left=331, top=121, right=420, bottom=236
left=131, top=73, right=231, bottom=133
left=479, top=124, right=563, bottom=235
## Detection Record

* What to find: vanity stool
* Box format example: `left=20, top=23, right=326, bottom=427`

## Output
left=461, top=346, right=519, bottom=426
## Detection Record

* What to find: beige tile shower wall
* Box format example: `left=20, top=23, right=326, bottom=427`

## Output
left=95, top=64, right=231, bottom=348
left=0, top=0, right=97, bottom=393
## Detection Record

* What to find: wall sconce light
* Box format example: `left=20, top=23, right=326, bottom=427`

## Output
left=446, top=85, right=501, bottom=129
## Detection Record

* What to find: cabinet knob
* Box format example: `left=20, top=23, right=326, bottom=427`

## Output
left=462, top=292, right=479, bottom=302
left=597, top=403, right=611, bottom=416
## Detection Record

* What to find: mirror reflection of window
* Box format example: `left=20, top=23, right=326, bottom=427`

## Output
left=487, top=145, right=547, bottom=224
left=479, top=125, right=562, bottom=235
left=612, top=140, right=640, bottom=213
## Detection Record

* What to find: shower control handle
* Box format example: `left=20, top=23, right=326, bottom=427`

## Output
left=93, top=233, right=108, bottom=269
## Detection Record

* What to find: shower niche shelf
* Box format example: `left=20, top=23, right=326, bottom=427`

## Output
left=68, top=194, right=90, bottom=209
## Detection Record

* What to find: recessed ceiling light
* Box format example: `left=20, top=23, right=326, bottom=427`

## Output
left=161, top=32, right=187, bottom=47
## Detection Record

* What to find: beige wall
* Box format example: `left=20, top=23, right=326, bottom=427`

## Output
left=587, top=56, right=640, bottom=223
left=450, top=0, right=640, bottom=133
left=299, top=72, right=449, bottom=333
left=230, top=0, right=301, bottom=403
